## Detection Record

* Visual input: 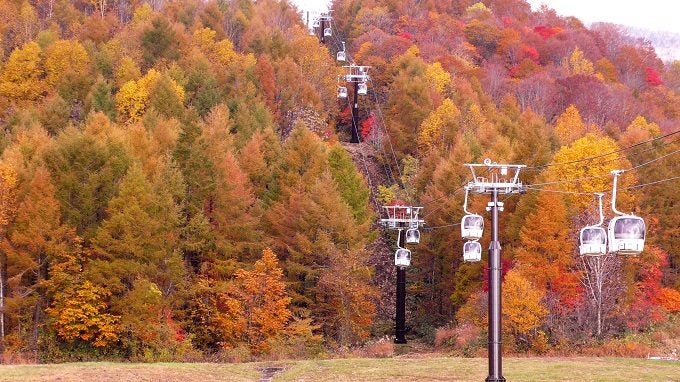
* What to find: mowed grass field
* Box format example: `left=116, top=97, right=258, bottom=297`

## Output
left=0, top=357, right=678, bottom=382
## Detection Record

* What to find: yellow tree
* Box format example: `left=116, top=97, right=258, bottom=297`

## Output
left=554, top=105, right=588, bottom=146
left=618, top=115, right=661, bottom=148
left=220, top=248, right=292, bottom=353
left=115, top=69, right=185, bottom=124
left=418, top=98, right=460, bottom=153
left=542, top=133, right=633, bottom=211
left=503, top=270, right=548, bottom=349
left=44, top=40, right=90, bottom=87
left=0, top=41, right=44, bottom=101
left=115, top=56, right=142, bottom=88
left=424, top=62, right=452, bottom=94
left=47, top=280, right=119, bottom=347
left=563, top=46, right=594, bottom=76
left=595, top=58, right=619, bottom=83
left=0, top=163, right=17, bottom=350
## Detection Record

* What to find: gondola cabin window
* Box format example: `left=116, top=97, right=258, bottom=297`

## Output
left=608, top=216, right=645, bottom=255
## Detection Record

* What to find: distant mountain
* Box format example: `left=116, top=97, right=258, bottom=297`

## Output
left=624, top=26, right=680, bottom=62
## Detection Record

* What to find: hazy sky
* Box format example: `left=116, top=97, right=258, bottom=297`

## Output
left=526, top=0, right=680, bottom=33
left=290, top=0, right=331, bottom=13
left=290, top=0, right=680, bottom=33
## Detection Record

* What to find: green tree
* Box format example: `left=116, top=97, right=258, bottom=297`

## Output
left=89, top=164, right=184, bottom=297
left=44, top=127, right=131, bottom=237
left=327, top=144, right=372, bottom=226
left=86, top=78, right=116, bottom=120
left=141, top=16, right=181, bottom=69
left=385, top=46, right=434, bottom=159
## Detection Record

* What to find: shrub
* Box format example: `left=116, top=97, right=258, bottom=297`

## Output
left=363, top=336, right=395, bottom=358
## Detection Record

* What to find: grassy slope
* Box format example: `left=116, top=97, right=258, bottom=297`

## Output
left=274, top=357, right=680, bottom=382
left=0, top=357, right=678, bottom=381
left=0, top=362, right=259, bottom=382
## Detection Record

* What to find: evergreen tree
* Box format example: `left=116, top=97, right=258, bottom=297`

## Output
left=3, top=167, right=81, bottom=349
left=327, top=144, right=373, bottom=226
left=513, top=192, right=580, bottom=305
left=44, top=127, right=131, bottom=237
left=89, top=164, right=184, bottom=296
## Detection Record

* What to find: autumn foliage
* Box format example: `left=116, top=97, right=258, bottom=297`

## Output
left=0, top=0, right=678, bottom=361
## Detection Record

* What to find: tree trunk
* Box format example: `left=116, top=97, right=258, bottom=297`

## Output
left=0, top=260, right=4, bottom=352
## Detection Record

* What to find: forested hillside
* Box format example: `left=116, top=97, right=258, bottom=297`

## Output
left=0, top=0, right=678, bottom=362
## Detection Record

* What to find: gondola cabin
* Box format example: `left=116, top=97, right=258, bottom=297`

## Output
left=337, top=86, right=348, bottom=98
left=357, top=82, right=367, bottom=95
left=463, top=241, right=482, bottom=262
left=579, top=226, right=607, bottom=256
left=461, top=214, right=484, bottom=240
left=324, top=27, right=332, bottom=37
left=608, top=216, right=645, bottom=255
left=395, top=248, right=411, bottom=267
left=337, top=51, right=346, bottom=61
left=406, top=229, right=420, bottom=244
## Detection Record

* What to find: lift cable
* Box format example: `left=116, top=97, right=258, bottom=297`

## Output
left=524, top=186, right=604, bottom=195
left=326, top=26, right=401, bottom=185
left=344, top=96, right=382, bottom=210
left=524, top=128, right=680, bottom=171
left=339, top=59, right=396, bottom=185
left=421, top=222, right=461, bottom=231
left=525, top=147, right=680, bottom=187
left=323, top=19, right=397, bottom=188
left=367, top=77, right=403, bottom=181
left=422, top=144, right=678, bottom=217
left=421, top=168, right=489, bottom=210
left=329, top=23, right=355, bottom=64
left=626, top=147, right=680, bottom=172
left=623, top=175, right=680, bottom=190
left=530, top=134, right=680, bottom=172
left=423, top=192, right=519, bottom=231
left=526, top=173, right=680, bottom=195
